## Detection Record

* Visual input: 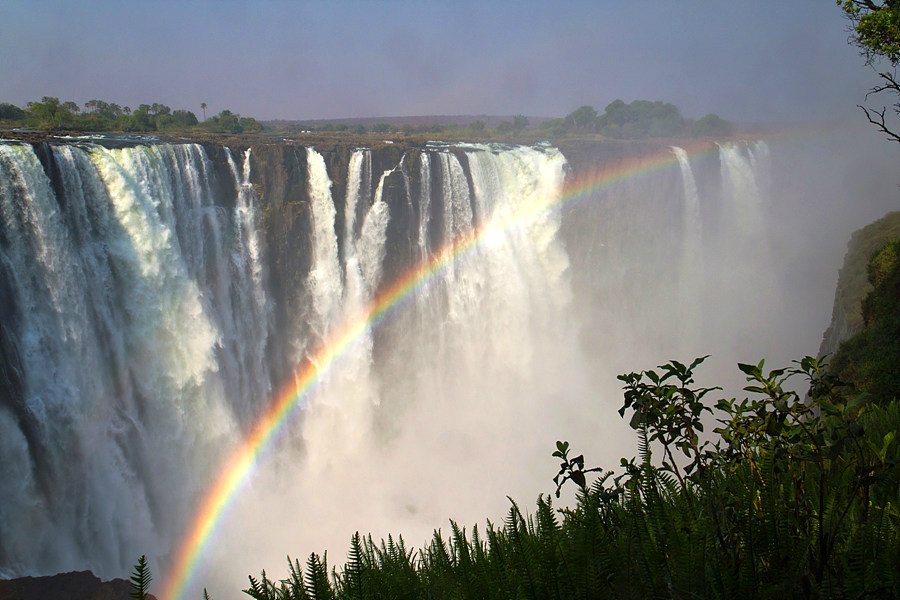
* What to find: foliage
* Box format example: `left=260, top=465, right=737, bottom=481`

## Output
left=597, top=99, right=685, bottom=138
left=202, top=109, right=262, bottom=134
left=245, top=344, right=900, bottom=599
left=0, top=97, right=257, bottom=134
left=549, top=100, right=734, bottom=139
left=691, top=113, right=735, bottom=137
left=832, top=234, right=900, bottom=401
left=0, top=102, right=25, bottom=121
left=832, top=211, right=900, bottom=331
left=838, top=0, right=900, bottom=141
left=840, top=0, right=900, bottom=64
left=129, top=555, right=152, bottom=600
left=564, top=105, right=599, bottom=132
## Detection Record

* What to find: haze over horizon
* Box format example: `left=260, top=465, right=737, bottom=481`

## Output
left=1, top=0, right=886, bottom=125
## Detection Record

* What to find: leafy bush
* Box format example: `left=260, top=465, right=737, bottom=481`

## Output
left=244, top=352, right=899, bottom=600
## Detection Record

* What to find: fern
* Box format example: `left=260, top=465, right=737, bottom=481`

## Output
left=304, top=552, right=333, bottom=600
left=244, top=570, right=276, bottom=600
left=129, top=555, right=152, bottom=600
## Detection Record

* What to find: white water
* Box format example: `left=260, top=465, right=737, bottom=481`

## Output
left=1, top=135, right=897, bottom=600
left=0, top=142, right=272, bottom=578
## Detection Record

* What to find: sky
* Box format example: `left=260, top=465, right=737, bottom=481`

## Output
left=0, top=1, right=887, bottom=123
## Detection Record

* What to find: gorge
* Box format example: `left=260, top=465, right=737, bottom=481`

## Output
left=0, top=131, right=896, bottom=599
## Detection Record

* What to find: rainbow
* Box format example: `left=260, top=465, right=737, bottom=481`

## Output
left=160, top=138, right=723, bottom=600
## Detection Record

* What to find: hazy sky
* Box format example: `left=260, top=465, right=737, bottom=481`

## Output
left=0, top=0, right=884, bottom=122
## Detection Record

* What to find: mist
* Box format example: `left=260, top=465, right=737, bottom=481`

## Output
left=184, top=126, right=898, bottom=600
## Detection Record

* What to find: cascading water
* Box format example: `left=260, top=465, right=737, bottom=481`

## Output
left=0, top=135, right=883, bottom=600
left=0, top=142, right=270, bottom=579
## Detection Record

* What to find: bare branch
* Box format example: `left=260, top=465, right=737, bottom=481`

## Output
left=865, top=70, right=900, bottom=98
left=858, top=104, right=900, bottom=142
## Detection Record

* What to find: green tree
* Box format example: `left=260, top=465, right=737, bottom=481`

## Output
left=564, top=105, right=599, bottom=132
left=25, top=97, right=74, bottom=130
left=691, top=113, right=734, bottom=137
left=539, top=117, right=568, bottom=136
left=200, top=102, right=207, bottom=121
left=597, top=99, right=685, bottom=138
left=839, top=0, right=900, bottom=141
left=0, top=103, right=25, bottom=121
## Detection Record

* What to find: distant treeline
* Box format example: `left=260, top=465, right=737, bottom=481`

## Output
left=292, top=101, right=733, bottom=139
left=283, top=116, right=529, bottom=137
left=1, top=97, right=732, bottom=139
left=541, top=100, right=734, bottom=138
left=0, top=97, right=262, bottom=134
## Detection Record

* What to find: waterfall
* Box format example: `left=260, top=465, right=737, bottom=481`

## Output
left=357, top=168, right=391, bottom=294
left=0, top=142, right=272, bottom=578
left=1, top=136, right=841, bottom=600
left=417, top=152, right=432, bottom=259
left=671, top=145, right=703, bottom=335
left=304, top=148, right=344, bottom=344
left=718, top=141, right=766, bottom=241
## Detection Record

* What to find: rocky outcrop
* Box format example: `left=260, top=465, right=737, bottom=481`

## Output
left=819, top=211, right=900, bottom=358
left=0, top=571, right=148, bottom=600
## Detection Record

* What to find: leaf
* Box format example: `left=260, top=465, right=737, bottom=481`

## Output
left=571, top=470, right=586, bottom=489
left=689, top=355, right=710, bottom=370
left=738, top=362, right=758, bottom=377
left=846, top=394, right=867, bottom=411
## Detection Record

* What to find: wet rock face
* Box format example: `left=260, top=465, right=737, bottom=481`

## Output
left=0, top=571, right=145, bottom=600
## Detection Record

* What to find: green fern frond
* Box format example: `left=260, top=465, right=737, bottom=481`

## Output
left=129, top=555, right=152, bottom=600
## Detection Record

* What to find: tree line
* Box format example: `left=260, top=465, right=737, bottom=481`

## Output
left=0, top=96, right=737, bottom=140
left=292, top=104, right=734, bottom=140
left=540, top=100, right=734, bottom=138
left=0, top=97, right=262, bottom=134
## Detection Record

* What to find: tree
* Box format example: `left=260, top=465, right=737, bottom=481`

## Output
left=25, top=97, right=73, bottom=130
left=129, top=555, right=152, bottom=600
left=691, top=113, right=734, bottom=137
left=564, top=105, right=598, bottom=132
left=0, top=103, right=25, bottom=120
left=597, top=99, right=685, bottom=138
left=200, top=102, right=207, bottom=121
left=839, top=0, right=900, bottom=141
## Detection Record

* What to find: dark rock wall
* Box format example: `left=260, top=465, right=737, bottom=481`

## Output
left=0, top=571, right=141, bottom=600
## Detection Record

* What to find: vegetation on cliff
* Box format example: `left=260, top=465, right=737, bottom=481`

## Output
left=0, top=97, right=262, bottom=134
left=827, top=211, right=900, bottom=338
left=831, top=230, right=900, bottom=402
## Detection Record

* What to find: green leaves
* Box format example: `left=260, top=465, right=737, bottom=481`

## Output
left=553, top=439, right=604, bottom=498
left=241, top=354, right=900, bottom=600
left=617, top=356, right=717, bottom=483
